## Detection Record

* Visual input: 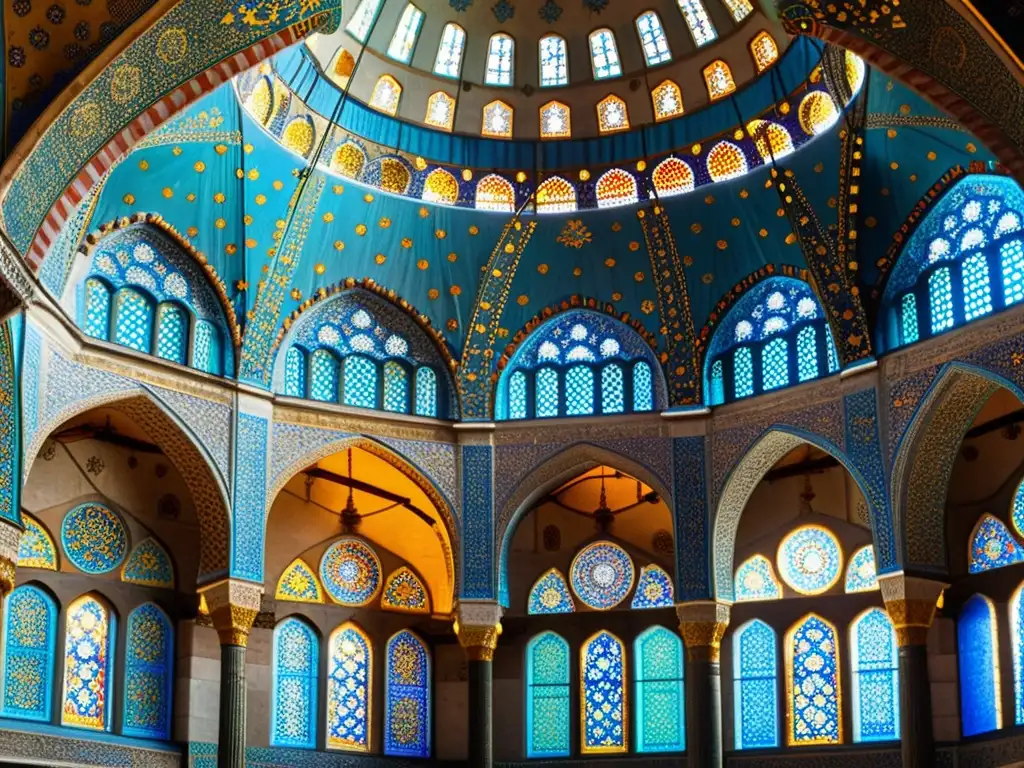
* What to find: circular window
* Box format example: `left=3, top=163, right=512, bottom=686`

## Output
left=61, top=502, right=128, bottom=574
left=570, top=541, right=635, bottom=610
left=319, top=538, right=382, bottom=605
left=776, top=524, right=842, bottom=595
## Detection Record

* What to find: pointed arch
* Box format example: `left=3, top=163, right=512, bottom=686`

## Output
left=631, top=564, right=674, bottom=609
left=703, top=60, right=735, bottom=100
left=849, top=607, right=899, bottom=742
left=382, top=566, right=430, bottom=613
left=596, top=94, right=629, bottom=133
left=482, top=100, right=514, bottom=138
left=475, top=174, right=516, bottom=211
left=581, top=630, right=627, bottom=753
left=385, top=629, right=431, bottom=757
left=845, top=545, right=879, bottom=592
left=327, top=621, right=372, bottom=751
left=275, top=557, right=324, bottom=603
left=652, top=156, right=694, bottom=197
left=733, top=619, right=778, bottom=749
left=634, top=625, right=685, bottom=752
left=121, top=537, right=175, bottom=588
left=273, top=616, right=320, bottom=748
left=539, top=101, right=571, bottom=139
left=17, top=514, right=57, bottom=570
left=651, top=80, right=684, bottom=121
left=968, top=513, right=1024, bottom=573
left=785, top=613, right=841, bottom=745
left=734, top=554, right=781, bottom=602
left=536, top=176, right=577, bottom=212
left=528, top=568, right=575, bottom=614
left=424, top=91, right=456, bottom=131
left=369, top=74, right=402, bottom=116
left=526, top=631, right=571, bottom=757
left=959, top=594, right=1002, bottom=736
left=123, top=603, right=174, bottom=739
left=422, top=168, right=459, bottom=205
left=62, top=593, right=116, bottom=731
left=282, top=115, right=316, bottom=158
left=1, top=583, right=58, bottom=722
left=595, top=169, right=639, bottom=208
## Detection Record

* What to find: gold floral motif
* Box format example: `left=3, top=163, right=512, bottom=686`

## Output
left=556, top=219, right=592, bottom=249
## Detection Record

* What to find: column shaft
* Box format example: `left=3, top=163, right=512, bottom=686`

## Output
left=686, top=656, right=723, bottom=768
left=218, top=644, right=247, bottom=768
left=899, top=643, right=934, bottom=768
left=468, top=658, right=493, bottom=768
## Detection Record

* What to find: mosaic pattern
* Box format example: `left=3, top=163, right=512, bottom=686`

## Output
left=570, top=541, right=635, bottom=610
left=734, top=554, right=782, bottom=602
left=634, top=626, right=684, bottom=753
left=462, top=443, right=494, bottom=600
left=786, top=614, right=841, bottom=745
left=850, top=608, right=898, bottom=743
left=1011, top=583, right=1024, bottom=727
left=275, top=558, right=324, bottom=603
left=17, top=515, right=57, bottom=570
left=381, top=567, right=429, bottom=613
left=232, top=413, right=269, bottom=583
left=777, top=525, right=842, bottom=596
left=959, top=594, right=1002, bottom=736
left=0, top=325, right=18, bottom=525
left=969, top=514, right=1024, bottom=573
left=121, top=538, right=175, bottom=588
left=61, top=503, right=128, bottom=575
left=844, top=545, right=879, bottom=593
left=581, top=630, right=626, bottom=753
left=1, top=585, right=57, bottom=722
left=327, top=623, right=371, bottom=751
left=62, top=595, right=113, bottom=730
left=123, top=604, right=174, bottom=740
left=526, top=631, right=571, bottom=758
left=273, top=618, right=319, bottom=749
left=734, top=619, right=778, bottom=750
left=320, top=538, right=382, bottom=606
left=385, top=630, right=430, bottom=757
left=630, top=565, right=674, bottom=609
left=528, top=568, right=575, bottom=614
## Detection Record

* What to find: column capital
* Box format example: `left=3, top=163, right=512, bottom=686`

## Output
left=878, top=572, right=948, bottom=647
left=199, top=578, right=263, bottom=647
left=0, top=518, right=21, bottom=598
left=676, top=601, right=731, bottom=662
left=455, top=600, right=504, bottom=661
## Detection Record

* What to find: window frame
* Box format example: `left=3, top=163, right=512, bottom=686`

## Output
left=485, top=33, right=516, bottom=87
left=539, top=34, right=569, bottom=88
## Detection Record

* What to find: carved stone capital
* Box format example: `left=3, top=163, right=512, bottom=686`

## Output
left=199, top=578, right=264, bottom=647
left=0, top=518, right=22, bottom=598
left=676, top=601, right=731, bottom=662
left=455, top=600, right=504, bottom=661
left=878, top=572, right=947, bottom=647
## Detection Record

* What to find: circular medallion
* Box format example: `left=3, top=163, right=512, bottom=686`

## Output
left=320, top=538, right=382, bottom=606
left=777, top=524, right=842, bottom=595
left=569, top=541, right=634, bottom=610
left=156, top=28, right=188, bottom=65
left=61, top=503, right=128, bottom=574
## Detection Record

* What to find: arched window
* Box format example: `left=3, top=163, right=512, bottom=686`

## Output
left=273, top=618, right=319, bottom=748
left=733, top=619, right=778, bottom=749
left=346, top=0, right=383, bottom=41
left=62, top=594, right=115, bottom=731
left=703, top=60, right=735, bottom=100
left=540, top=101, right=571, bottom=139
left=345, top=356, right=378, bottom=408
left=282, top=116, right=315, bottom=158
left=883, top=175, right=1024, bottom=351
left=327, top=622, right=371, bottom=751
left=786, top=614, right=841, bottom=745
left=734, top=554, right=782, bottom=602
left=636, top=11, right=671, bottom=66
left=750, top=31, right=778, bottom=72
left=123, top=604, right=174, bottom=740
left=382, top=567, right=430, bottom=613
left=798, top=91, right=838, bottom=136
left=310, top=349, right=341, bottom=402
left=596, top=94, right=630, bottom=133
left=275, top=558, right=324, bottom=603
left=529, top=569, right=575, bottom=614
left=595, top=169, right=639, bottom=208
left=652, top=80, right=684, bottom=121
left=959, top=594, right=1002, bottom=736
left=706, top=279, right=838, bottom=404
left=385, top=630, right=431, bottom=757
left=415, top=367, right=438, bottom=417
left=706, top=141, right=748, bottom=181
left=475, top=174, right=516, bottom=212
left=193, top=320, right=223, bottom=375
left=635, top=626, right=685, bottom=752
left=676, top=0, right=716, bottom=46
left=539, top=35, right=568, bottom=87
left=844, top=545, right=879, bottom=592
left=485, top=33, right=515, bottom=86
left=589, top=29, right=622, bottom=79
left=155, top=303, right=188, bottom=365
left=536, top=176, right=577, bottom=213
left=284, top=347, right=307, bottom=397
left=369, top=75, right=402, bottom=116
left=424, top=91, right=456, bottom=131
left=722, top=0, right=753, bottom=21
left=632, top=564, right=674, bottom=609
left=850, top=608, right=899, bottom=743
left=84, top=278, right=111, bottom=339
left=387, top=3, right=424, bottom=63
left=331, top=142, right=368, bottom=177
left=497, top=311, right=662, bottom=419
left=422, top=168, right=459, bottom=204
left=581, top=631, right=627, bottom=753
left=1010, top=581, right=1024, bottom=726
left=747, top=120, right=794, bottom=161
left=433, top=23, right=465, bottom=77
left=526, top=631, right=571, bottom=757
left=652, top=157, right=694, bottom=197
left=17, top=515, right=58, bottom=571
left=113, top=287, right=154, bottom=353
left=1, top=584, right=57, bottom=722
left=482, top=99, right=514, bottom=138
left=383, top=360, right=410, bottom=413
left=969, top=513, right=1024, bottom=572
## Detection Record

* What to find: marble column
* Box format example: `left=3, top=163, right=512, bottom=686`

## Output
left=455, top=600, right=504, bottom=768
left=677, top=601, right=730, bottom=768
left=879, top=573, right=947, bottom=768
left=201, top=578, right=263, bottom=768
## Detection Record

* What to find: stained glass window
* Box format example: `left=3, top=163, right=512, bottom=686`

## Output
left=331, top=142, right=368, bottom=177
left=1, top=584, right=57, bottom=722
left=733, top=347, right=753, bottom=399
left=582, top=631, right=627, bottom=753
left=747, top=120, right=794, bottom=161
left=1011, top=581, right=1024, bottom=726
left=707, top=141, right=747, bottom=181
left=346, top=0, right=383, bottom=41
left=414, top=367, right=437, bottom=417
left=369, top=75, right=402, bottom=116
left=536, top=176, right=577, bottom=213
left=596, top=169, right=639, bottom=208
left=328, top=622, right=371, bottom=751
left=762, top=338, right=789, bottom=391
left=114, top=288, right=153, bottom=353
left=526, top=632, right=571, bottom=757
left=509, top=370, right=528, bottom=419
left=633, top=361, right=654, bottom=411
left=962, top=251, right=993, bottom=320
left=704, top=60, right=735, bottom=100
left=282, top=116, right=315, bottom=158
left=636, top=11, right=671, bottom=66
left=383, top=361, right=409, bottom=413
left=796, top=326, right=818, bottom=382
left=798, top=91, right=838, bottom=136
left=62, top=595, right=114, bottom=731
left=422, top=168, right=459, bottom=204
left=285, top=347, right=307, bottom=397
left=786, top=614, right=841, bottom=745
left=18, top=515, right=57, bottom=571
left=734, top=554, right=782, bottom=602
left=434, top=23, right=465, bottom=77
left=845, top=545, right=879, bottom=592
left=589, top=29, right=622, bottom=80
left=540, top=101, right=571, bottom=139
left=344, top=356, right=378, bottom=408
left=968, top=513, right=1024, bottom=573
left=900, top=293, right=919, bottom=345
left=123, top=604, right=173, bottom=740
left=631, top=564, right=674, bottom=609
left=850, top=608, right=899, bottom=743
left=539, top=35, right=568, bottom=87
left=536, top=367, right=559, bottom=417
left=602, top=363, right=624, bottom=414
left=381, top=567, right=430, bottom=613
left=424, top=91, right=456, bottom=131
left=1002, top=240, right=1024, bottom=306
left=635, top=626, right=685, bottom=752
left=476, top=174, right=516, bottom=212
left=777, top=525, right=843, bottom=595
left=272, top=619, right=318, bottom=749
left=734, top=619, right=778, bottom=749
left=387, top=4, right=424, bottom=63
left=84, top=278, right=111, bottom=339
left=485, top=33, right=514, bottom=86
left=155, top=304, right=187, bottom=365
left=652, top=80, right=684, bottom=121
left=827, top=332, right=839, bottom=373
left=275, top=558, right=324, bottom=603
left=959, top=594, right=1002, bottom=736
left=310, top=349, right=340, bottom=402
left=385, top=630, right=431, bottom=757
left=652, top=157, right=694, bottom=197
left=709, top=358, right=725, bottom=405
left=722, top=0, right=753, bottom=21
left=571, top=541, right=635, bottom=610
left=193, top=321, right=221, bottom=375
left=676, top=0, right=716, bottom=46
left=482, top=100, right=514, bottom=138
left=750, top=31, right=778, bottom=72
left=565, top=365, right=595, bottom=416
left=597, top=94, right=630, bottom=133
left=528, top=568, right=575, bottom=614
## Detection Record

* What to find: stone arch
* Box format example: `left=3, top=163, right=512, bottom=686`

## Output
left=712, top=427, right=884, bottom=602
left=495, top=442, right=674, bottom=607
left=891, top=361, right=1023, bottom=571
left=27, top=389, right=231, bottom=581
